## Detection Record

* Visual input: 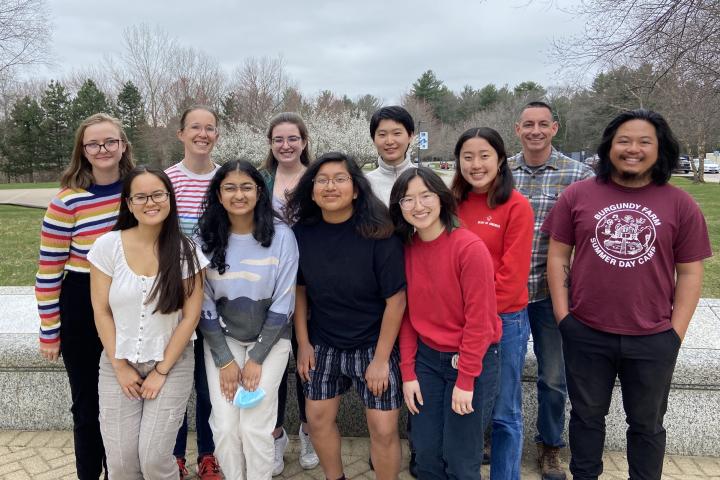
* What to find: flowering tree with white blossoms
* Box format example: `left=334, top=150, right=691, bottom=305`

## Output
left=213, top=121, right=267, bottom=165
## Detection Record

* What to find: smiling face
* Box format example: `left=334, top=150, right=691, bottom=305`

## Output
left=127, top=173, right=171, bottom=227
left=459, top=137, right=500, bottom=194
left=609, top=119, right=659, bottom=187
left=515, top=106, right=558, bottom=160
left=177, top=108, right=218, bottom=157
left=373, top=119, right=414, bottom=165
left=311, top=161, right=356, bottom=223
left=218, top=170, right=258, bottom=223
left=400, top=176, right=443, bottom=240
left=270, top=122, right=307, bottom=168
left=83, top=121, right=126, bottom=177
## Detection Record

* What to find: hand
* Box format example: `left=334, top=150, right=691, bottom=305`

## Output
left=220, top=360, right=241, bottom=402
left=451, top=386, right=474, bottom=415
left=364, top=357, right=390, bottom=397
left=241, top=359, right=262, bottom=392
left=113, top=361, right=143, bottom=400
left=296, top=342, right=315, bottom=383
left=39, top=340, right=60, bottom=361
left=402, top=380, right=424, bottom=415
left=140, top=369, right=167, bottom=400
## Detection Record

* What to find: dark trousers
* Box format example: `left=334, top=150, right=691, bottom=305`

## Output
left=173, top=329, right=215, bottom=458
left=411, top=341, right=500, bottom=480
left=58, top=272, right=107, bottom=479
left=277, top=328, right=307, bottom=427
left=559, top=314, right=681, bottom=480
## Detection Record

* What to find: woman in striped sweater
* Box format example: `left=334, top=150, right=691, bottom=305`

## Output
left=35, top=113, right=135, bottom=479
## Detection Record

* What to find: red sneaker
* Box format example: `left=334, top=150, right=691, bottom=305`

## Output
left=176, top=457, right=189, bottom=480
left=197, top=454, right=222, bottom=479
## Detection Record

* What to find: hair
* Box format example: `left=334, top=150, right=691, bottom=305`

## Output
left=60, top=113, right=136, bottom=190
left=519, top=101, right=555, bottom=121
left=284, top=151, right=394, bottom=239
left=369, top=106, right=415, bottom=138
left=262, top=112, right=312, bottom=171
left=389, top=167, right=459, bottom=245
left=450, top=127, right=514, bottom=208
left=178, top=104, right=220, bottom=130
left=595, top=109, right=679, bottom=186
left=197, top=159, right=280, bottom=275
left=114, top=166, right=200, bottom=314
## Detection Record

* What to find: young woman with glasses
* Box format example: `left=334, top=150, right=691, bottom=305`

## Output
left=284, top=152, right=406, bottom=480
left=195, top=159, right=299, bottom=479
left=88, top=166, right=207, bottom=479
left=389, top=167, right=501, bottom=480
left=35, top=113, right=135, bottom=479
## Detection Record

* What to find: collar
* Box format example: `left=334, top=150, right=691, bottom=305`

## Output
left=510, top=147, right=562, bottom=172
left=377, top=153, right=412, bottom=175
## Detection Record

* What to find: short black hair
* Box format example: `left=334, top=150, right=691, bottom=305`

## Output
left=370, top=106, right=415, bottom=138
left=519, top=101, right=555, bottom=120
left=595, top=109, right=679, bottom=186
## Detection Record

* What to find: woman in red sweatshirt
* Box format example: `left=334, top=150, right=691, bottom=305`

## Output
left=451, top=127, right=534, bottom=480
left=389, top=167, right=501, bottom=480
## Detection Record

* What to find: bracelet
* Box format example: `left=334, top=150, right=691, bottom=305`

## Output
left=220, top=360, right=234, bottom=370
left=154, top=365, right=168, bottom=376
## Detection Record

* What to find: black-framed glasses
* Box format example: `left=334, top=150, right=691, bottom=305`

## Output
left=220, top=183, right=259, bottom=194
left=271, top=136, right=302, bottom=146
left=398, top=192, right=439, bottom=211
left=83, top=139, right=123, bottom=155
left=313, top=175, right=352, bottom=187
left=128, top=191, right=171, bottom=205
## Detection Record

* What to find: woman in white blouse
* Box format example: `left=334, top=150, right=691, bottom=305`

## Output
left=89, top=166, right=208, bottom=480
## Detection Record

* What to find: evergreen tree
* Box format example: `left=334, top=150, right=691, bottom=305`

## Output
left=71, top=79, right=110, bottom=129
left=39, top=80, right=73, bottom=174
left=116, top=80, right=149, bottom=163
left=0, top=96, right=44, bottom=181
left=410, top=70, right=459, bottom=124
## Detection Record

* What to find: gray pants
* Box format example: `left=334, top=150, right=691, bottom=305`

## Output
left=99, top=344, right=194, bottom=480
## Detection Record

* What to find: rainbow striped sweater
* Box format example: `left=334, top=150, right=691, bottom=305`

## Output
left=35, top=181, right=122, bottom=344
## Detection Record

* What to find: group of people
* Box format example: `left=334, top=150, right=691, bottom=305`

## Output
left=35, top=100, right=711, bottom=480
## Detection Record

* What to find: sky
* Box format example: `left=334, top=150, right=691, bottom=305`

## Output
left=41, top=0, right=588, bottom=104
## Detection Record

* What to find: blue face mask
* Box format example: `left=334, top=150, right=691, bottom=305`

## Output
left=233, top=386, right=266, bottom=409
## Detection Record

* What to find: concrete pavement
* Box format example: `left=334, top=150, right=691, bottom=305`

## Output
left=0, top=189, right=57, bottom=209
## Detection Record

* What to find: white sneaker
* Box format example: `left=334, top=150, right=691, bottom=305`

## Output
left=298, top=426, right=320, bottom=469
left=272, top=428, right=289, bottom=476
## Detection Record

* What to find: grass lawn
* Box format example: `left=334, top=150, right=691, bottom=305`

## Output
left=0, top=182, right=59, bottom=190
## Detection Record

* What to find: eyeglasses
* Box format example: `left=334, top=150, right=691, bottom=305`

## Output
left=398, top=192, right=439, bottom=211
left=220, top=183, right=259, bottom=194
left=271, top=136, right=302, bottom=146
left=186, top=124, right=218, bottom=135
left=128, top=191, right=171, bottom=205
left=83, top=139, right=123, bottom=155
left=313, top=175, right=352, bottom=187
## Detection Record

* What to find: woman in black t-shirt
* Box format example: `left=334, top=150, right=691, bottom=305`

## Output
left=285, top=152, right=407, bottom=480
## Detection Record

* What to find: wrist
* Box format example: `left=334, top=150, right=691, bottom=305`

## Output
left=154, top=364, right=169, bottom=376
left=111, top=358, right=127, bottom=370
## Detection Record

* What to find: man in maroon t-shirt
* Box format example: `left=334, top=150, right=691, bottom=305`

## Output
left=543, top=109, right=711, bottom=479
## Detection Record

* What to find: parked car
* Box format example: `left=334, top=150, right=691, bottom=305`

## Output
left=704, top=162, right=720, bottom=174
left=675, top=158, right=691, bottom=173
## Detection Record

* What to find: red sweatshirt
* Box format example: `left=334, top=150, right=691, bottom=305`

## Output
left=458, top=190, right=534, bottom=314
left=399, top=228, right=501, bottom=391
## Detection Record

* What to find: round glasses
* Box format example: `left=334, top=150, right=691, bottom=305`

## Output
left=398, top=192, right=439, bottom=211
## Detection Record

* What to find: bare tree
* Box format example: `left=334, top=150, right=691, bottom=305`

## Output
left=164, top=47, right=226, bottom=117
left=0, top=0, right=51, bottom=75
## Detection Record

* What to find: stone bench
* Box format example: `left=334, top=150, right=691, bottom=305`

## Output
left=2, top=287, right=718, bottom=455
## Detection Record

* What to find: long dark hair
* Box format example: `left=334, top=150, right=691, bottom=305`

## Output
left=114, top=166, right=200, bottom=314
left=262, top=112, right=312, bottom=172
left=596, top=109, right=679, bottom=186
left=284, top=151, right=394, bottom=239
left=390, top=167, right=459, bottom=245
left=197, top=159, right=280, bottom=275
left=451, top=127, right=514, bottom=208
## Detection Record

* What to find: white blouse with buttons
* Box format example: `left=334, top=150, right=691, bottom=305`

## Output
left=87, top=230, right=209, bottom=363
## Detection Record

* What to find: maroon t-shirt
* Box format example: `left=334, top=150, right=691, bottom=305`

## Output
left=542, top=178, right=712, bottom=335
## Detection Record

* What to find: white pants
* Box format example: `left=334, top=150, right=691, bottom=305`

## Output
left=205, top=338, right=291, bottom=480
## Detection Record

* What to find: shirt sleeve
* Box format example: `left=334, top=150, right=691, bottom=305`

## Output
left=86, top=232, right=116, bottom=277
left=35, top=194, right=74, bottom=344
left=495, top=195, right=534, bottom=304
left=248, top=227, right=299, bottom=364
left=198, top=268, right=234, bottom=368
left=398, top=308, right=418, bottom=382
left=373, top=235, right=407, bottom=298
left=541, top=186, right=576, bottom=246
left=673, top=193, right=713, bottom=263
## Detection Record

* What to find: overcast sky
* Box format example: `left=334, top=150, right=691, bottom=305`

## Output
left=42, top=0, right=587, bottom=103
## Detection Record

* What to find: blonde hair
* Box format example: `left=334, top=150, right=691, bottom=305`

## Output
left=60, top=113, right=136, bottom=189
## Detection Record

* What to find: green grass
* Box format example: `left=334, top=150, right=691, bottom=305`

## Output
left=0, top=182, right=59, bottom=190
left=0, top=205, right=44, bottom=286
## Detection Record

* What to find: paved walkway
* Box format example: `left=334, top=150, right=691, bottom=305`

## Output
left=0, top=189, right=57, bottom=209
left=0, top=431, right=718, bottom=479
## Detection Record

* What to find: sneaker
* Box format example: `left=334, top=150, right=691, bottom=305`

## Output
left=272, top=428, right=289, bottom=476
left=176, top=457, right=189, bottom=480
left=197, top=454, right=222, bottom=480
left=298, top=426, right=320, bottom=469
left=537, top=443, right=567, bottom=480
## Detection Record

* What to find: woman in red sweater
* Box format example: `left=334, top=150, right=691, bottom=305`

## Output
left=389, top=167, right=501, bottom=479
left=451, top=127, right=534, bottom=480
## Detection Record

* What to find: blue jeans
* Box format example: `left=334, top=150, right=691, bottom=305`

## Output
left=411, top=340, right=500, bottom=479
left=527, top=297, right=567, bottom=448
left=490, top=309, right=530, bottom=480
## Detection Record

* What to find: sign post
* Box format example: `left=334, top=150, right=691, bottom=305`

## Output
left=418, top=131, right=428, bottom=167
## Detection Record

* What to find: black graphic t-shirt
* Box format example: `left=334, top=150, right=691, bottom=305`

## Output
left=542, top=178, right=711, bottom=334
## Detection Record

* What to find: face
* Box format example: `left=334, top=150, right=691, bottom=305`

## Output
left=270, top=122, right=307, bottom=167
left=609, top=119, right=659, bottom=187
left=218, top=170, right=259, bottom=221
left=459, top=137, right=500, bottom=193
left=177, top=109, right=218, bottom=156
left=83, top=121, right=126, bottom=175
left=400, top=176, right=443, bottom=236
left=127, top=173, right=171, bottom=227
left=373, top=119, right=413, bottom=165
left=311, top=161, right=356, bottom=219
left=515, top=107, right=558, bottom=155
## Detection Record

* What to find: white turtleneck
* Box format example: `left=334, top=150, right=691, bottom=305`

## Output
left=365, top=154, right=416, bottom=206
